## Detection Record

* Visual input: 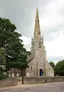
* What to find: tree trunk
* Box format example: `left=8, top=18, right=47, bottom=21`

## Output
left=22, top=76, right=24, bottom=84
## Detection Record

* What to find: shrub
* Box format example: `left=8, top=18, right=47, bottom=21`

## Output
left=0, top=71, right=8, bottom=80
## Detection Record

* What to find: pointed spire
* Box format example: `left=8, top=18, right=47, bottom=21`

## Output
left=34, top=8, right=41, bottom=40
left=35, top=7, right=39, bottom=22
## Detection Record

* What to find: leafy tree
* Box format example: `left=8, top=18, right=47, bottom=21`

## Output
left=0, top=71, right=8, bottom=80
left=0, top=18, right=16, bottom=48
left=0, top=17, right=28, bottom=74
left=0, top=48, right=6, bottom=72
left=0, top=48, right=6, bottom=65
left=49, top=61, right=55, bottom=69
left=55, top=60, right=64, bottom=76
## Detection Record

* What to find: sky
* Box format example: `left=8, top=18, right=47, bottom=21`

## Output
left=0, top=0, right=64, bottom=64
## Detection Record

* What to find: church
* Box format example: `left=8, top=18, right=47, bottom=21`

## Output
left=26, top=8, right=54, bottom=77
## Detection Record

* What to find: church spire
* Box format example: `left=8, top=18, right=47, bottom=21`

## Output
left=34, top=8, right=41, bottom=40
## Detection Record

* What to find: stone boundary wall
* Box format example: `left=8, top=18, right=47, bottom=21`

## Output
left=23, top=76, right=64, bottom=84
left=0, top=78, right=17, bottom=87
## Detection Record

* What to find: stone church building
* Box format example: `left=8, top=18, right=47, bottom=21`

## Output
left=26, top=9, right=54, bottom=77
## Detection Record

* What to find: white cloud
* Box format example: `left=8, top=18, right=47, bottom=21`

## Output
left=21, top=36, right=31, bottom=51
left=45, top=32, right=64, bottom=57
left=0, top=8, right=4, bottom=17
left=22, top=31, right=64, bottom=57
left=40, top=0, right=64, bottom=29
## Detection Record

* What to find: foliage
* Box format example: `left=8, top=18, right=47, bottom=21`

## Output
left=0, top=71, right=8, bottom=80
left=6, top=52, right=28, bottom=69
left=49, top=61, right=55, bottom=69
left=0, top=18, right=16, bottom=48
left=55, top=60, right=64, bottom=76
left=0, top=17, right=28, bottom=71
left=0, top=48, right=6, bottom=65
left=26, top=51, right=31, bottom=55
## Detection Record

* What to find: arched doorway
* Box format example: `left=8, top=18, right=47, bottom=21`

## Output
left=39, top=69, right=43, bottom=76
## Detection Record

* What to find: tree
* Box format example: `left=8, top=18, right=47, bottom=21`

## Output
left=0, top=48, right=6, bottom=65
left=0, top=17, right=28, bottom=74
left=0, top=48, right=6, bottom=71
left=0, top=18, right=16, bottom=48
left=0, top=48, right=7, bottom=80
left=49, top=61, right=55, bottom=69
left=55, top=60, right=64, bottom=76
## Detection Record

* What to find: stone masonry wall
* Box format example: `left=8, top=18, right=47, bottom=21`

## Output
left=0, top=78, right=17, bottom=87
left=23, top=76, right=64, bottom=84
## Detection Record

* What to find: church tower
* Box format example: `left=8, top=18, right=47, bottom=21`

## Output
left=31, top=8, right=44, bottom=51
left=26, top=8, right=54, bottom=77
left=31, top=8, right=46, bottom=76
